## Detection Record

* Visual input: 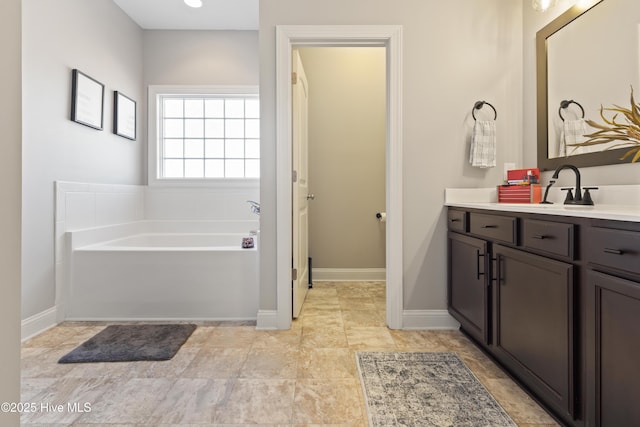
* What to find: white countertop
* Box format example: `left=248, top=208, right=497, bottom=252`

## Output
left=445, top=186, right=640, bottom=223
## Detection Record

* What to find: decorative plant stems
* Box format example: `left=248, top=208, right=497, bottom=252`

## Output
left=571, top=86, right=640, bottom=163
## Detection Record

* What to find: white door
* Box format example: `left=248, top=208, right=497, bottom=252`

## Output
left=292, top=49, right=310, bottom=318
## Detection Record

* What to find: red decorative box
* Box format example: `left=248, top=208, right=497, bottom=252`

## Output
left=498, top=184, right=542, bottom=204
left=506, top=168, right=540, bottom=184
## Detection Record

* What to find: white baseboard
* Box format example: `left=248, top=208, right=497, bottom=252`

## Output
left=312, top=268, right=386, bottom=282
left=20, top=306, right=457, bottom=335
left=402, top=310, right=460, bottom=330
left=21, top=306, right=59, bottom=342
left=255, top=310, right=279, bottom=330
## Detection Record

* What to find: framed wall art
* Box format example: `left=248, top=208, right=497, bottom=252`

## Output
left=70, top=69, right=104, bottom=130
left=113, top=91, right=136, bottom=140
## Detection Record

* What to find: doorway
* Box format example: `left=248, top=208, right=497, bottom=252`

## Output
left=275, top=25, right=403, bottom=330
left=294, top=46, right=387, bottom=317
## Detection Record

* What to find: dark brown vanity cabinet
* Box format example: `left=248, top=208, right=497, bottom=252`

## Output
left=492, top=244, right=574, bottom=420
left=585, top=223, right=640, bottom=427
left=469, top=212, right=517, bottom=245
left=447, top=208, right=577, bottom=425
left=448, top=232, right=490, bottom=345
left=447, top=210, right=516, bottom=346
left=586, top=271, right=640, bottom=427
left=449, top=207, right=640, bottom=427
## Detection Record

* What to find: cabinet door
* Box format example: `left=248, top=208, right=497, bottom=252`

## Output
left=493, top=245, right=574, bottom=420
left=448, top=232, right=489, bottom=345
left=587, top=271, right=640, bottom=427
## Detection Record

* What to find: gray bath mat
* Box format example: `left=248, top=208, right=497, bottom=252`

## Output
left=58, top=324, right=196, bottom=363
left=356, top=352, right=517, bottom=427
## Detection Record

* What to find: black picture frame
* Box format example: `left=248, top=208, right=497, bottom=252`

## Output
left=113, top=91, right=136, bottom=140
left=70, top=69, right=104, bottom=130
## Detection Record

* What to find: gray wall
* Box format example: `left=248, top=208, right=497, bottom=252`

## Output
left=0, top=0, right=22, bottom=423
left=143, top=30, right=259, bottom=87
left=259, top=0, right=524, bottom=311
left=523, top=0, right=640, bottom=187
left=142, top=30, right=259, bottom=183
left=298, top=47, right=386, bottom=269
left=22, top=0, right=144, bottom=319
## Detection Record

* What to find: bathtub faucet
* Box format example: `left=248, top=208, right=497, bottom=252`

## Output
left=247, top=200, right=260, bottom=215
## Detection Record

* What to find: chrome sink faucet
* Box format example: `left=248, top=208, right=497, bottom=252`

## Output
left=551, top=164, right=597, bottom=205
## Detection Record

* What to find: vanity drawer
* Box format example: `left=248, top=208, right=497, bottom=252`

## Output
left=469, top=212, right=517, bottom=244
left=586, top=227, right=640, bottom=275
left=522, top=219, right=574, bottom=259
left=447, top=210, right=467, bottom=232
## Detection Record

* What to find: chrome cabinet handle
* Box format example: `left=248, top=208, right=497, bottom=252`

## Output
left=481, top=225, right=497, bottom=229
left=532, top=235, right=547, bottom=240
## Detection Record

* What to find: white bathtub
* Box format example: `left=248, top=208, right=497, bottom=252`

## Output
left=65, top=220, right=259, bottom=321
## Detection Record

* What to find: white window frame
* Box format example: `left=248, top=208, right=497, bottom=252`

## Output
left=148, top=85, right=260, bottom=187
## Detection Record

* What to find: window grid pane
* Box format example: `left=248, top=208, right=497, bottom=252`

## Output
left=159, top=95, right=259, bottom=179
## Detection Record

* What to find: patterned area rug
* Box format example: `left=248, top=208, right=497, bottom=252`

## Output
left=58, top=324, right=196, bottom=363
left=356, top=352, right=517, bottom=427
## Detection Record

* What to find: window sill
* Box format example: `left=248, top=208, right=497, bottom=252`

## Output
left=148, top=178, right=260, bottom=189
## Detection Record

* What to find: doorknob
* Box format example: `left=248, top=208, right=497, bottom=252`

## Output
left=306, top=193, right=315, bottom=200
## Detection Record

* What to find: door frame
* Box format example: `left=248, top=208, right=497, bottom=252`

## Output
left=275, top=25, right=403, bottom=329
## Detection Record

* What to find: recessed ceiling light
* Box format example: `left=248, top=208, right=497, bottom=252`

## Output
left=532, top=0, right=557, bottom=12
left=184, top=0, right=203, bottom=8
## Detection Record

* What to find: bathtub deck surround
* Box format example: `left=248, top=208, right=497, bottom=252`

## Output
left=21, top=281, right=557, bottom=426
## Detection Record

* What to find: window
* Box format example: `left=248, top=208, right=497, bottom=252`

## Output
left=149, top=86, right=259, bottom=183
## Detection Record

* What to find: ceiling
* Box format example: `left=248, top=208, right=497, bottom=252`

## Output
left=112, top=0, right=259, bottom=30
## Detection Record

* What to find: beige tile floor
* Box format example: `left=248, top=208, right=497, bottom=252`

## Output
left=21, top=281, right=559, bottom=426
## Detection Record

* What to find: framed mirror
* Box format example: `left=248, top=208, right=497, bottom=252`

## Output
left=536, top=0, right=640, bottom=171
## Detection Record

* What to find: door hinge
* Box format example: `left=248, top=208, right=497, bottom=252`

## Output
left=292, top=71, right=298, bottom=85
left=292, top=170, right=298, bottom=183
left=292, top=268, right=298, bottom=281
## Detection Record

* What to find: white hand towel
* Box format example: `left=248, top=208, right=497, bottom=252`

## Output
left=561, top=118, right=591, bottom=156
left=469, top=120, right=496, bottom=168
